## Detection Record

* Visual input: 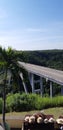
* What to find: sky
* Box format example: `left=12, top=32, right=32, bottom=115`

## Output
left=0, top=0, right=63, bottom=50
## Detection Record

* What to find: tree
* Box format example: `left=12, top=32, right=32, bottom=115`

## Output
left=0, top=46, right=25, bottom=129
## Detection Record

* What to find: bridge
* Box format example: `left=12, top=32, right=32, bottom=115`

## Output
left=0, top=61, right=63, bottom=97
left=18, top=61, right=63, bottom=97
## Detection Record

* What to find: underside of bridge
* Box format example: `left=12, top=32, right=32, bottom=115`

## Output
left=28, top=72, right=63, bottom=98
left=18, top=61, right=63, bottom=97
left=0, top=62, right=63, bottom=97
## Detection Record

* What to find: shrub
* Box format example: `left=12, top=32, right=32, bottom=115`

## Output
left=6, top=93, right=63, bottom=112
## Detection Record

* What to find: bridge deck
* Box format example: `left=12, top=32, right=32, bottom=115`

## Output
left=18, top=61, right=63, bottom=86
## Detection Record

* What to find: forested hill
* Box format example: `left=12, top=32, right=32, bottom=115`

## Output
left=17, top=49, right=63, bottom=71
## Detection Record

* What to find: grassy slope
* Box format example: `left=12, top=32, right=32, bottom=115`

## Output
left=1, top=107, right=63, bottom=119
left=43, top=107, right=63, bottom=119
left=0, top=107, right=63, bottom=128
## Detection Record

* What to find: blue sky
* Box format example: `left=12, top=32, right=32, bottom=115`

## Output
left=0, top=0, right=63, bottom=50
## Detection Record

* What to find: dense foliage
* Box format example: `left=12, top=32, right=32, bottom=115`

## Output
left=5, top=93, right=63, bottom=112
left=17, top=49, right=63, bottom=70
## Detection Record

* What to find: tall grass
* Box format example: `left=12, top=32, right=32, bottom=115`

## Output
left=0, top=93, right=63, bottom=113
left=50, top=96, right=63, bottom=107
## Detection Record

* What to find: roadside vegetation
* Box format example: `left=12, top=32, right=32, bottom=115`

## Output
left=0, top=93, right=63, bottom=113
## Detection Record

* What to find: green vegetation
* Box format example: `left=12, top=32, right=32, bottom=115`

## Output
left=2, top=93, right=63, bottom=112
left=16, top=49, right=63, bottom=70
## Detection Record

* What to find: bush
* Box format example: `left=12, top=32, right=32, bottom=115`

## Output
left=6, top=93, right=63, bottom=112
left=6, top=94, right=15, bottom=112
left=51, top=96, right=63, bottom=107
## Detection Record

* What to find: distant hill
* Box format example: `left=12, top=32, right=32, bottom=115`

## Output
left=16, top=49, right=63, bottom=70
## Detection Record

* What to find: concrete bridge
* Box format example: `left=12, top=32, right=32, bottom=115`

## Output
left=0, top=61, right=63, bottom=97
left=18, top=61, right=63, bottom=97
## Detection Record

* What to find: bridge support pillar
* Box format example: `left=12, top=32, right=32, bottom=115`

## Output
left=40, top=77, right=43, bottom=96
left=50, top=81, right=53, bottom=98
left=28, top=73, right=43, bottom=95
left=31, top=73, right=34, bottom=93
left=29, top=73, right=34, bottom=93
left=61, top=86, right=63, bottom=95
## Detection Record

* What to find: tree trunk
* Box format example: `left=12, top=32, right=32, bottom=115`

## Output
left=2, top=68, right=7, bottom=129
left=2, top=82, right=6, bottom=129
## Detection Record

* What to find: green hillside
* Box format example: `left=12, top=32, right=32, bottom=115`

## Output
left=16, top=49, right=63, bottom=70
